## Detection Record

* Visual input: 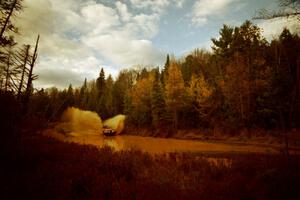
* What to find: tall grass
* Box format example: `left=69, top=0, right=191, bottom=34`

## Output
left=1, top=135, right=300, bottom=200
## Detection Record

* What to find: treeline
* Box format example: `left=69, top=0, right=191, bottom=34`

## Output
left=39, top=20, right=300, bottom=136
left=0, top=0, right=41, bottom=151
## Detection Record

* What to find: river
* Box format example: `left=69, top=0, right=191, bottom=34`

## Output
left=44, top=129, right=279, bottom=155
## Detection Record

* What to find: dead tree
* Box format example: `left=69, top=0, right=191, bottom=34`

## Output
left=253, top=0, right=300, bottom=20
left=23, top=35, right=39, bottom=114
left=1, top=47, right=19, bottom=92
left=0, top=0, right=23, bottom=41
left=16, top=45, right=30, bottom=98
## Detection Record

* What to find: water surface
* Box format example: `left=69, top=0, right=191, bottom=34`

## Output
left=45, top=129, right=279, bottom=154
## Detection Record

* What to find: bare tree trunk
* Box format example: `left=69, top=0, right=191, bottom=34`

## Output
left=4, top=54, right=10, bottom=91
left=0, top=0, right=17, bottom=40
left=23, top=35, right=39, bottom=114
left=17, top=45, right=30, bottom=99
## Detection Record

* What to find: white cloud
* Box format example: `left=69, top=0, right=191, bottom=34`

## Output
left=15, top=0, right=166, bottom=88
left=130, top=0, right=185, bottom=12
left=116, top=1, right=132, bottom=22
left=258, top=17, right=300, bottom=40
left=34, top=55, right=102, bottom=89
left=130, top=0, right=170, bottom=13
left=191, top=0, right=235, bottom=26
left=81, top=2, right=120, bottom=35
left=84, top=34, right=164, bottom=67
left=16, top=0, right=89, bottom=56
left=80, top=1, right=164, bottom=67
left=175, top=0, right=186, bottom=8
left=130, top=13, right=160, bottom=38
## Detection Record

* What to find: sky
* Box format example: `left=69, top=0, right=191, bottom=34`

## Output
left=15, top=0, right=299, bottom=89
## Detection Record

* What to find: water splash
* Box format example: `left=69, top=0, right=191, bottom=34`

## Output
left=103, top=114, right=126, bottom=134
left=59, top=107, right=102, bottom=136
left=56, top=107, right=126, bottom=136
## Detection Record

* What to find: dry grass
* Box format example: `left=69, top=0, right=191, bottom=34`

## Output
left=1, top=135, right=300, bottom=200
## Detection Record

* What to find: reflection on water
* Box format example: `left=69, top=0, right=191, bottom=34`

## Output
left=44, top=129, right=279, bottom=155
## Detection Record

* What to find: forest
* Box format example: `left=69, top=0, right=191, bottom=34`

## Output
left=1, top=0, right=300, bottom=146
left=1, top=0, right=300, bottom=199
left=20, top=22, right=300, bottom=137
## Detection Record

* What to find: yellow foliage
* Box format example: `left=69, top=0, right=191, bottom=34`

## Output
left=189, top=74, right=213, bottom=105
left=131, top=73, right=154, bottom=107
left=165, top=61, right=185, bottom=107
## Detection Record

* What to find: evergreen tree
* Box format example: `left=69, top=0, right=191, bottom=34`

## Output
left=100, top=75, right=114, bottom=118
left=113, top=70, right=134, bottom=114
left=151, top=68, right=166, bottom=128
left=79, top=78, right=88, bottom=109
left=66, top=84, right=74, bottom=106
left=96, top=68, right=105, bottom=98
left=87, top=80, right=98, bottom=112
left=161, top=54, right=170, bottom=85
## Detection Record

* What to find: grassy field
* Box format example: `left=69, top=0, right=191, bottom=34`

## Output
left=1, top=135, right=300, bottom=200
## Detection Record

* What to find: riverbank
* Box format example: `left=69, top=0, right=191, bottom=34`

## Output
left=2, top=134, right=300, bottom=200
left=122, top=127, right=300, bottom=149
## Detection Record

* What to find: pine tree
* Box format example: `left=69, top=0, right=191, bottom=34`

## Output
left=96, top=68, right=105, bottom=98
left=161, top=54, right=170, bottom=85
left=99, top=75, right=114, bottom=118
left=151, top=68, right=166, bottom=128
left=88, top=80, right=98, bottom=112
left=66, top=84, right=74, bottom=106
left=79, top=78, right=88, bottom=109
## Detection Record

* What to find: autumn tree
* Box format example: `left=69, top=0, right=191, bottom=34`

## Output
left=188, top=74, right=213, bottom=126
left=165, top=61, right=185, bottom=131
left=181, top=49, right=210, bottom=85
left=212, top=21, right=269, bottom=128
left=264, top=29, right=300, bottom=154
left=127, top=71, right=153, bottom=127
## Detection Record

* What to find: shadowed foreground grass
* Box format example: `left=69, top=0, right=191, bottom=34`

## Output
left=1, top=136, right=300, bottom=200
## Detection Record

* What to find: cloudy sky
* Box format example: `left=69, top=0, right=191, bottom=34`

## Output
left=15, top=0, right=299, bottom=89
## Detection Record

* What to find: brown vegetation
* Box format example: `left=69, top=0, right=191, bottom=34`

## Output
left=1, top=135, right=300, bottom=200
